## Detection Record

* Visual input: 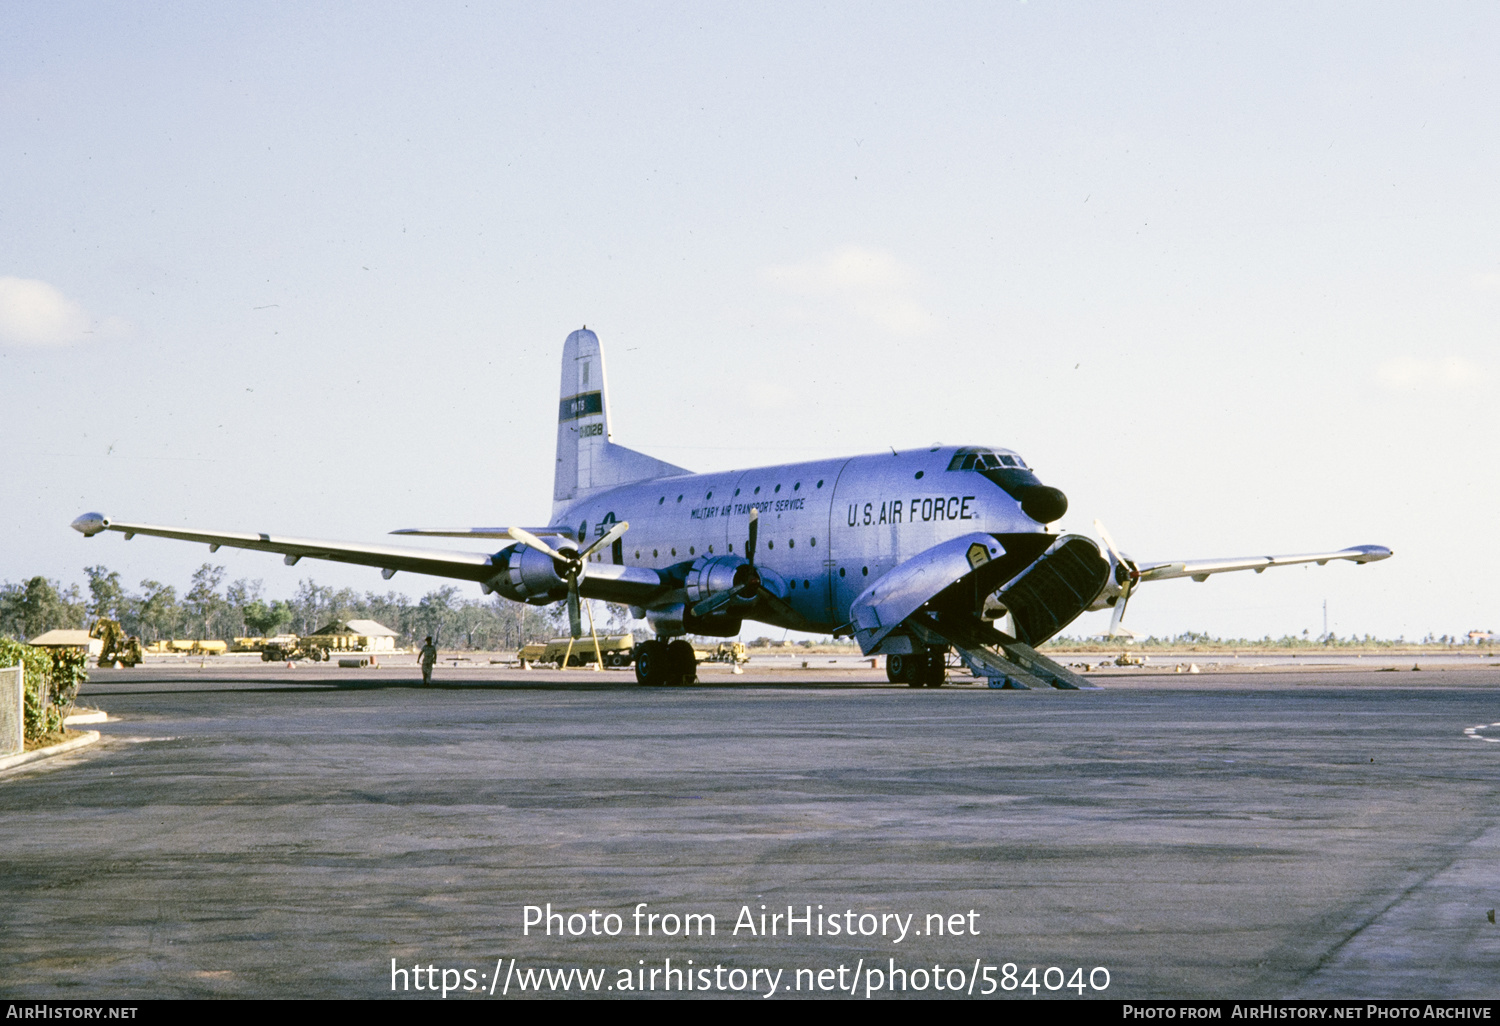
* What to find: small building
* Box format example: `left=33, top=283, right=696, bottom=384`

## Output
left=305, top=619, right=399, bottom=652
left=28, top=629, right=103, bottom=659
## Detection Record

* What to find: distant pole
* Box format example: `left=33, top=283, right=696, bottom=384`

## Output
left=1323, top=600, right=1328, bottom=639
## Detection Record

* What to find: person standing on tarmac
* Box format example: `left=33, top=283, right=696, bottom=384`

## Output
left=419, top=635, right=437, bottom=686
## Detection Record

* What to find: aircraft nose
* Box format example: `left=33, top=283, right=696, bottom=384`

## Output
left=1020, top=486, right=1068, bottom=524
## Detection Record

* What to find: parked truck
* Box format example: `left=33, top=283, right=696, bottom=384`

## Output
left=694, top=641, right=748, bottom=664
left=518, top=635, right=635, bottom=668
left=261, top=637, right=331, bottom=662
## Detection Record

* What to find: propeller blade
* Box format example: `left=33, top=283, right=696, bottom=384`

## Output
left=752, top=586, right=812, bottom=629
left=690, top=589, right=737, bottom=619
left=567, top=582, right=582, bottom=639
left=1108, top=579, right=1134, bottom=636
left=509, top=526, right=567, bottom=562
left=1094, top=519, right=1126, bottom=567
left=745, top=508, right=759, bottom=565
left=579, top=519, right=630, bottom=562
left=1096, top=519, right=1142, bottom=637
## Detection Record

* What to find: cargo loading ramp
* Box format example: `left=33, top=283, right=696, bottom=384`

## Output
left=912, top=613, right=1097, bottom=690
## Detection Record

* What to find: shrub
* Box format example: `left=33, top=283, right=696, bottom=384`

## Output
left=0, top=639, right=89, bottom=741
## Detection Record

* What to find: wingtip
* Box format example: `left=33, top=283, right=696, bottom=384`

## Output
left=71, top=512, right=109, bottom=537
left=1350, top=544, right=1393, bottom=563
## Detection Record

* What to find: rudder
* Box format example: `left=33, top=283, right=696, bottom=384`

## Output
left=553, top=328, right=688, bottom=515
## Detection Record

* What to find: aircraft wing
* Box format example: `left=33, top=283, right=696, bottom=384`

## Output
left=389, top=526, right=576, bottom=540
left=69, top=513, right=669, bottom=601
left=1133, top=544, right=1392, bottom=584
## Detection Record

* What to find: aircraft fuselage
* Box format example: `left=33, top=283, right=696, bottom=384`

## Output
left=555, top=445, right=1056, bottom=634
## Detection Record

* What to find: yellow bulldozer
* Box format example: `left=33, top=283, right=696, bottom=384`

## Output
left=90, top=618, right=144, bottom=668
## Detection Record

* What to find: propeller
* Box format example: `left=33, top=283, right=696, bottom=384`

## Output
left=509, top=520, right=629, bottom=638
left=687, top=508, right=807, bottom=626
left=1094, top=519, right=1140, bottom=638
left=690, top=508, right=763, bottom=618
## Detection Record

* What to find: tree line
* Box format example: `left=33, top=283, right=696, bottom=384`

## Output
left=0, top=564, right=638, bottom=650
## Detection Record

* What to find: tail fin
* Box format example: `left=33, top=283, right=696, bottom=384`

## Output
left=553, top=328, right=689, bottom=513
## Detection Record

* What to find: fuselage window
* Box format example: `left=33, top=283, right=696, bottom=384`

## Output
left=810, top=537, right=816, bottom=546
left=816, top=480, right=823, bottom=488
left=774, top=484, right=781, bottom=493
left=788, top=539, right=794, bottom=548
left=658, top=497, right=664, bottom=505
left=707, top=491, right=713, bottom=500
left=839, top=567, right=846, bottom=577
left=914, top=471, right=924, bottom=480
left=861, top=566, right=869, bottom=576
left=753, top=486, right=760, bottom=494
left=793, top=482, right=800, bottom=491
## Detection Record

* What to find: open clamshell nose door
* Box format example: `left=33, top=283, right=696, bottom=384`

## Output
left=850, top=532, right=1006, bottom=652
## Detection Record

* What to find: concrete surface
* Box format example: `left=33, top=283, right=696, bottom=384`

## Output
left=0, top=729, right=101, bottom=774
left=2, top=662, right=1498, bottom=999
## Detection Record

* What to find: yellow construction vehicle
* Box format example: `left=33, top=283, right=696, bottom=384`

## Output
left=89, top=618, right=143, bottom=668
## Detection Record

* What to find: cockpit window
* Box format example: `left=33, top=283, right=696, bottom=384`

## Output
left=946, top=447, right=1026, bottom=472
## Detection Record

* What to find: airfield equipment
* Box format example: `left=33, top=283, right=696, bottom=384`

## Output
left=695, top=641, right=748, bottom=664
left=260, top=638, right=330, bottom=662
left=519, top=635, right=635, bottom=668
left=89, top=618, right=143, bottom=668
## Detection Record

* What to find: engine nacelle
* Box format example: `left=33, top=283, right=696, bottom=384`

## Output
left=1086, top=549, right=1132, bottom=612
left=484, top=543, right=572, bottom=604
left=684, top=554, right=753, bottom=610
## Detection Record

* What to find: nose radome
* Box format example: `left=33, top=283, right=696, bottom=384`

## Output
left=1020, top=486, right=1068, bottom=524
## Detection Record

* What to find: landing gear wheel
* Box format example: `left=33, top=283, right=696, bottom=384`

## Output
left=666, top=639, right=698, bottom=685
left=886, top=652, right=927, bottom=687
left=635, top=640, right=668, bottom=685
left=922, top=646, right=947, bottom=687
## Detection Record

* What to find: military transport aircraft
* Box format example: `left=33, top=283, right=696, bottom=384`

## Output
left=71, top=328, right=1391, bottom=689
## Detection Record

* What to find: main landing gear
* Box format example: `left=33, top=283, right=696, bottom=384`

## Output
left=886, top=646, right=948, bottom=688
left=635, top=638, right=698, bottom=686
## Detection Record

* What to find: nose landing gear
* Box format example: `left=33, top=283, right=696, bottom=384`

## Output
left=886, top=646, right=948, bottom=687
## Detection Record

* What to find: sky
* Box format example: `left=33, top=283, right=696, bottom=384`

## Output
left=3, top=2, right=1497, bottom=641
